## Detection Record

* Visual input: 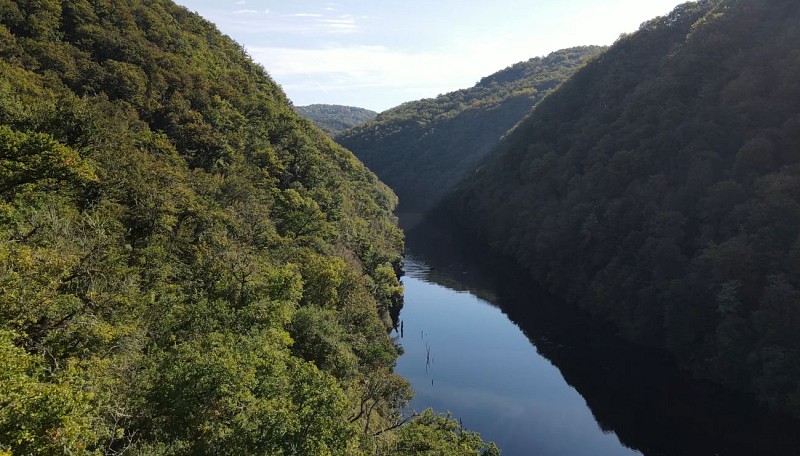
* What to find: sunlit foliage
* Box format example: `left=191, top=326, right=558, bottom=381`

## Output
left=0, top=0, right=497, bottom=453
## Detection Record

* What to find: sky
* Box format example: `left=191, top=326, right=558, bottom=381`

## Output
left=176, top=0, right=688, bottom=112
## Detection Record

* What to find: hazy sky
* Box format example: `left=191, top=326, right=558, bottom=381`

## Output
left=176, top=0, right=687, bottom=112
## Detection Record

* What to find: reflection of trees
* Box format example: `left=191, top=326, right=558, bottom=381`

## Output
left=406, top=214, right=800, bottom=456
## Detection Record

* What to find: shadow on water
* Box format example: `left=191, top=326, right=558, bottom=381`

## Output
left=399, top=211, right=800, bottom=456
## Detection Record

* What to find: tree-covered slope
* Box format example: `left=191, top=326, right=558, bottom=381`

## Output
left=336, top=46, right=605, bottom=213
left=295, top=104, right=378, bottom=136
left=446, top=0, right=800, bottom=414
left=0, top=0, right=498, bottom=454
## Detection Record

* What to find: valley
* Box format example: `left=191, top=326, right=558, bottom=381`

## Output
left=2, top=0, right=800, bottom=455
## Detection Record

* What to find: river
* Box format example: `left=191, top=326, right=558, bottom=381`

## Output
left=392, top=214, right=800, bottom=456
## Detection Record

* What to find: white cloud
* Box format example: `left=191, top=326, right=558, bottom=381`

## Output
left=208, top=8, right=357, bottom=36
left=248, top=42, right=536, bottom=93
left=317, top=17, right=357, bottom=32
left=184, top=0, right=687, bottom=110
left=244, top=30, right=575, bottom=110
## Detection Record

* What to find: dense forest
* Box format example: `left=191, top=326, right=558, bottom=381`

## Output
left=0, top=0, right=499, bottom=454
left=446, top=0, right=800, bottom=415
left=337, top=46, right=605, bottom=213
left=295, top=104, right=378, bottom=136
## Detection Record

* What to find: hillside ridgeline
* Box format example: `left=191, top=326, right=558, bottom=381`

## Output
left=337, top=46, right=606, bottom=213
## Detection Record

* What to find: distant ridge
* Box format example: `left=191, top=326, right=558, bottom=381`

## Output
left=295, top=104, right=378, bottom=135
left=337, top=46, right=606, bottom=214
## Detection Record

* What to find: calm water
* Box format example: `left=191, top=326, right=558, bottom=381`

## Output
left=392, top=215, right=800, bottom=456
left=396, top=257, right=640, bottom=456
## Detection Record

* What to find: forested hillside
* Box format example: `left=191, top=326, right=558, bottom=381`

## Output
left=295, top=104, right=378, bottom=136
left=337, top=46, right=605, bottom=213
left=0, top=0, right=498, bottom=454
left=446, top=0, right=800, bottom=415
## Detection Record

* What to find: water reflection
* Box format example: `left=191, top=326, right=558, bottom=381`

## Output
left=394, top=213, right=800, bottom=456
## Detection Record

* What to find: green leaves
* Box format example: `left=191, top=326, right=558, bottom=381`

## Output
left=272, top=188, right=336, bottom=243
left=0, top=126, right=96, bottom=196
left=0, top=331, right=102, bottom=456
left=144, top=331, right=357, bottom=455
left=393, top=410, right=500, bottom=456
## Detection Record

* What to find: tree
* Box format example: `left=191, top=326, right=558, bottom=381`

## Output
left=391, top=410, right=500, bottom=456
left=0, top=126, right=96, bottom=196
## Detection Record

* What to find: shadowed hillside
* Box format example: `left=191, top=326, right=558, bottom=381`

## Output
left=337, top=46, right=605, bottom=213
left=446, top=0, right=800, bottom=415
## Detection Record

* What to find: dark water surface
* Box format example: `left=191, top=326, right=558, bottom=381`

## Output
left=393, top=215, right=800, bottom=456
